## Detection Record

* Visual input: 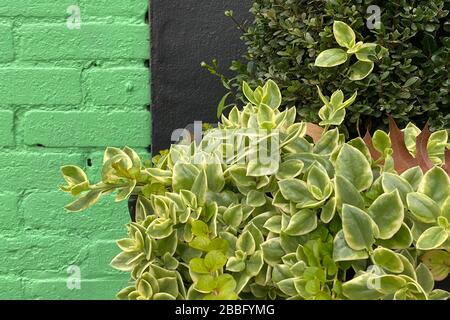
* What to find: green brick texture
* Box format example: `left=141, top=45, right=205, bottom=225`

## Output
left=0, top=0, right=150, bottom=299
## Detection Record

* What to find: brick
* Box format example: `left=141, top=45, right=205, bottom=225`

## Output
left=82, top=241, right=127, bottom=278
left=0, top=233, right=90, bottom=273
left=0, top=152, right=84, bottom=192
left=23, top=111, right=151, bottom=147
left=17, top=24, right=149, bottom=61
left=85, top=68, right=150, bottom=105
left=0, top=276, right=23, bottom=299
left=80, top=0, right=148, bottom=18
left=22, top=272, right=128, bottom=300
left=0, top=24, right=13, bottom=63
left=21, top=191, right=129, bottom=235
left=0, top=110, right=14, bottom=146
left=0, top=1, right=76, bottom=17
left=0, top=193, right=19, bottom=232
left=0, top=68, right=81, bottom=105
left=0, top=0, right=147, bottom=18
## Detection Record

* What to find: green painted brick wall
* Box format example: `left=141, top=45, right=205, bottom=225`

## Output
left=0, top=0, right=150, bottom=299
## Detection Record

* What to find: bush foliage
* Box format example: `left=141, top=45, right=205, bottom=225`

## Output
left=215, top=0, right=450, bottom=132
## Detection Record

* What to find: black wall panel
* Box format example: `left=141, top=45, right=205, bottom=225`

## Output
left=151, top=0, right=252, bottom=152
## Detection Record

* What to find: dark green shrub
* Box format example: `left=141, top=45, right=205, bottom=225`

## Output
left=213, top=0, right=450, bottom=132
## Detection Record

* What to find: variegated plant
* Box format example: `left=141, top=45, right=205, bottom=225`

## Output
left=315, top=21, right=388, bottom=80
left=60, top=80, right=449, bottom=300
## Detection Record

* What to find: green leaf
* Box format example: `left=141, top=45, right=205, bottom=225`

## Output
left=372, top=247, right=404, bottom=273
left=418, top=167, right=449, bottom=205
left=254, top=86, right=264, bottom=104
left=305, top=279, right=321, bottom=295
left=216, top=92, right=232, bottom=119
left=246, top=190, right=266, bottom=207
left=157, top=276, right=178, bottom=297
left=368, top=190, right=404, bottom=239
left=115, top=180, right=136, bottom=202
left=277, top=278, right=297, bottom=296
left=172, top=163, right=199, bottom=192
left=247, top=157, right=279, bottom=177
left=223, top=205, right=243, bottom=228
left=441, top=197, right=450, bottom=221
left=262, top=79, right=282, bottom=109
left=216, top=274, right=237, bottom=293
left=375, top=275, right=407, bottom=295
left=313, top=129, right=339, bottom=155
left=372, top=130, right=391, bottom=154
left=116, top=286, right=135, bottom=300
left=64, top=189, right=102, bottom=212
left=307, top=164, right=331, bottom=197
left=335, top=144, right=373, bottom=191
left=242, top=81, right=257, bottom=105
left=342, top=204, right=377, bottom=251
left=376, top=223, right=413, bottom=249
left=320, top=197, right=336, bottom=223
left=116, top=238, right=136, bottom=252
left=421, top=250, right=450, bottom=281
left=283, top=209, right=318, bottom=236
left=382, top=173, right=414, bottom=205
left=261, top=238, right=285, bottom=266
left=397, top=254, right=417, bottom=280
left=263, top=215, right=282, bottom=233
left=207, top=238, right=229, bottom=255
left=257, top=103, right=275, bottom=129
left=415, top=263, right=434, bottom=293
left=333, top=21, right=356, bottom=49
left=180, top=190, right=197, bottom=208
left=237, top=231, right=256, bottom=255
left=337, top=90, right=358, bottom=111
left=204, top=250, right=227, bottom=272
left=246, top=250, right=264, bottom=276
left=316, top=86, right=331, bottom=107
left=330, top=90, right=344, bottom=107
left=314, top=48, right=348, bottom=67
left=61, top=165, right=88, bottom=185
left=189, top=236, right=211, bottom=252
left=407, top=192, right=440, bottom=224
left=191, top=220, right=209, bottom=237
left=137, top=279, right=153, bottom=299
left=206, top=159, right=225, bottom=193
left=429, top=289, right=450, bottom=300
left=335, top=175, right=365, bottom=212
left=278, top=179, right=315, bottom=204
left=195, top=275, right=217, bottom=293
left=416, top=226, right=448, bottom=250
left=349, top=61, right=374, bottom=81
left=355, top=43, right=377, bottom=62
left=191, top=169, right=207, bottom=206
left=226, top=256, right=246, bottom=272
left=319, top=107, right=346, bottom=126
left=110, top=251, right=139, bottom=271
left=245, top=223, right=264, bottom=248
left=401, top=166, right=423, bottom=191
left=342, top=273, right=385, bottom=300
left=333, top=230, right=369, bottom=262
left=147, top=218, right=174, bottom=239
left=275, top=160, right=304, bottom=180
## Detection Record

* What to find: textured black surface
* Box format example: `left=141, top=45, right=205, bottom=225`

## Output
left=151, top=0, right=252, bottom=152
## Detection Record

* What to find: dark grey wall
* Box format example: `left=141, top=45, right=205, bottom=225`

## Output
left=151, top=0, right=252, bottom=152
